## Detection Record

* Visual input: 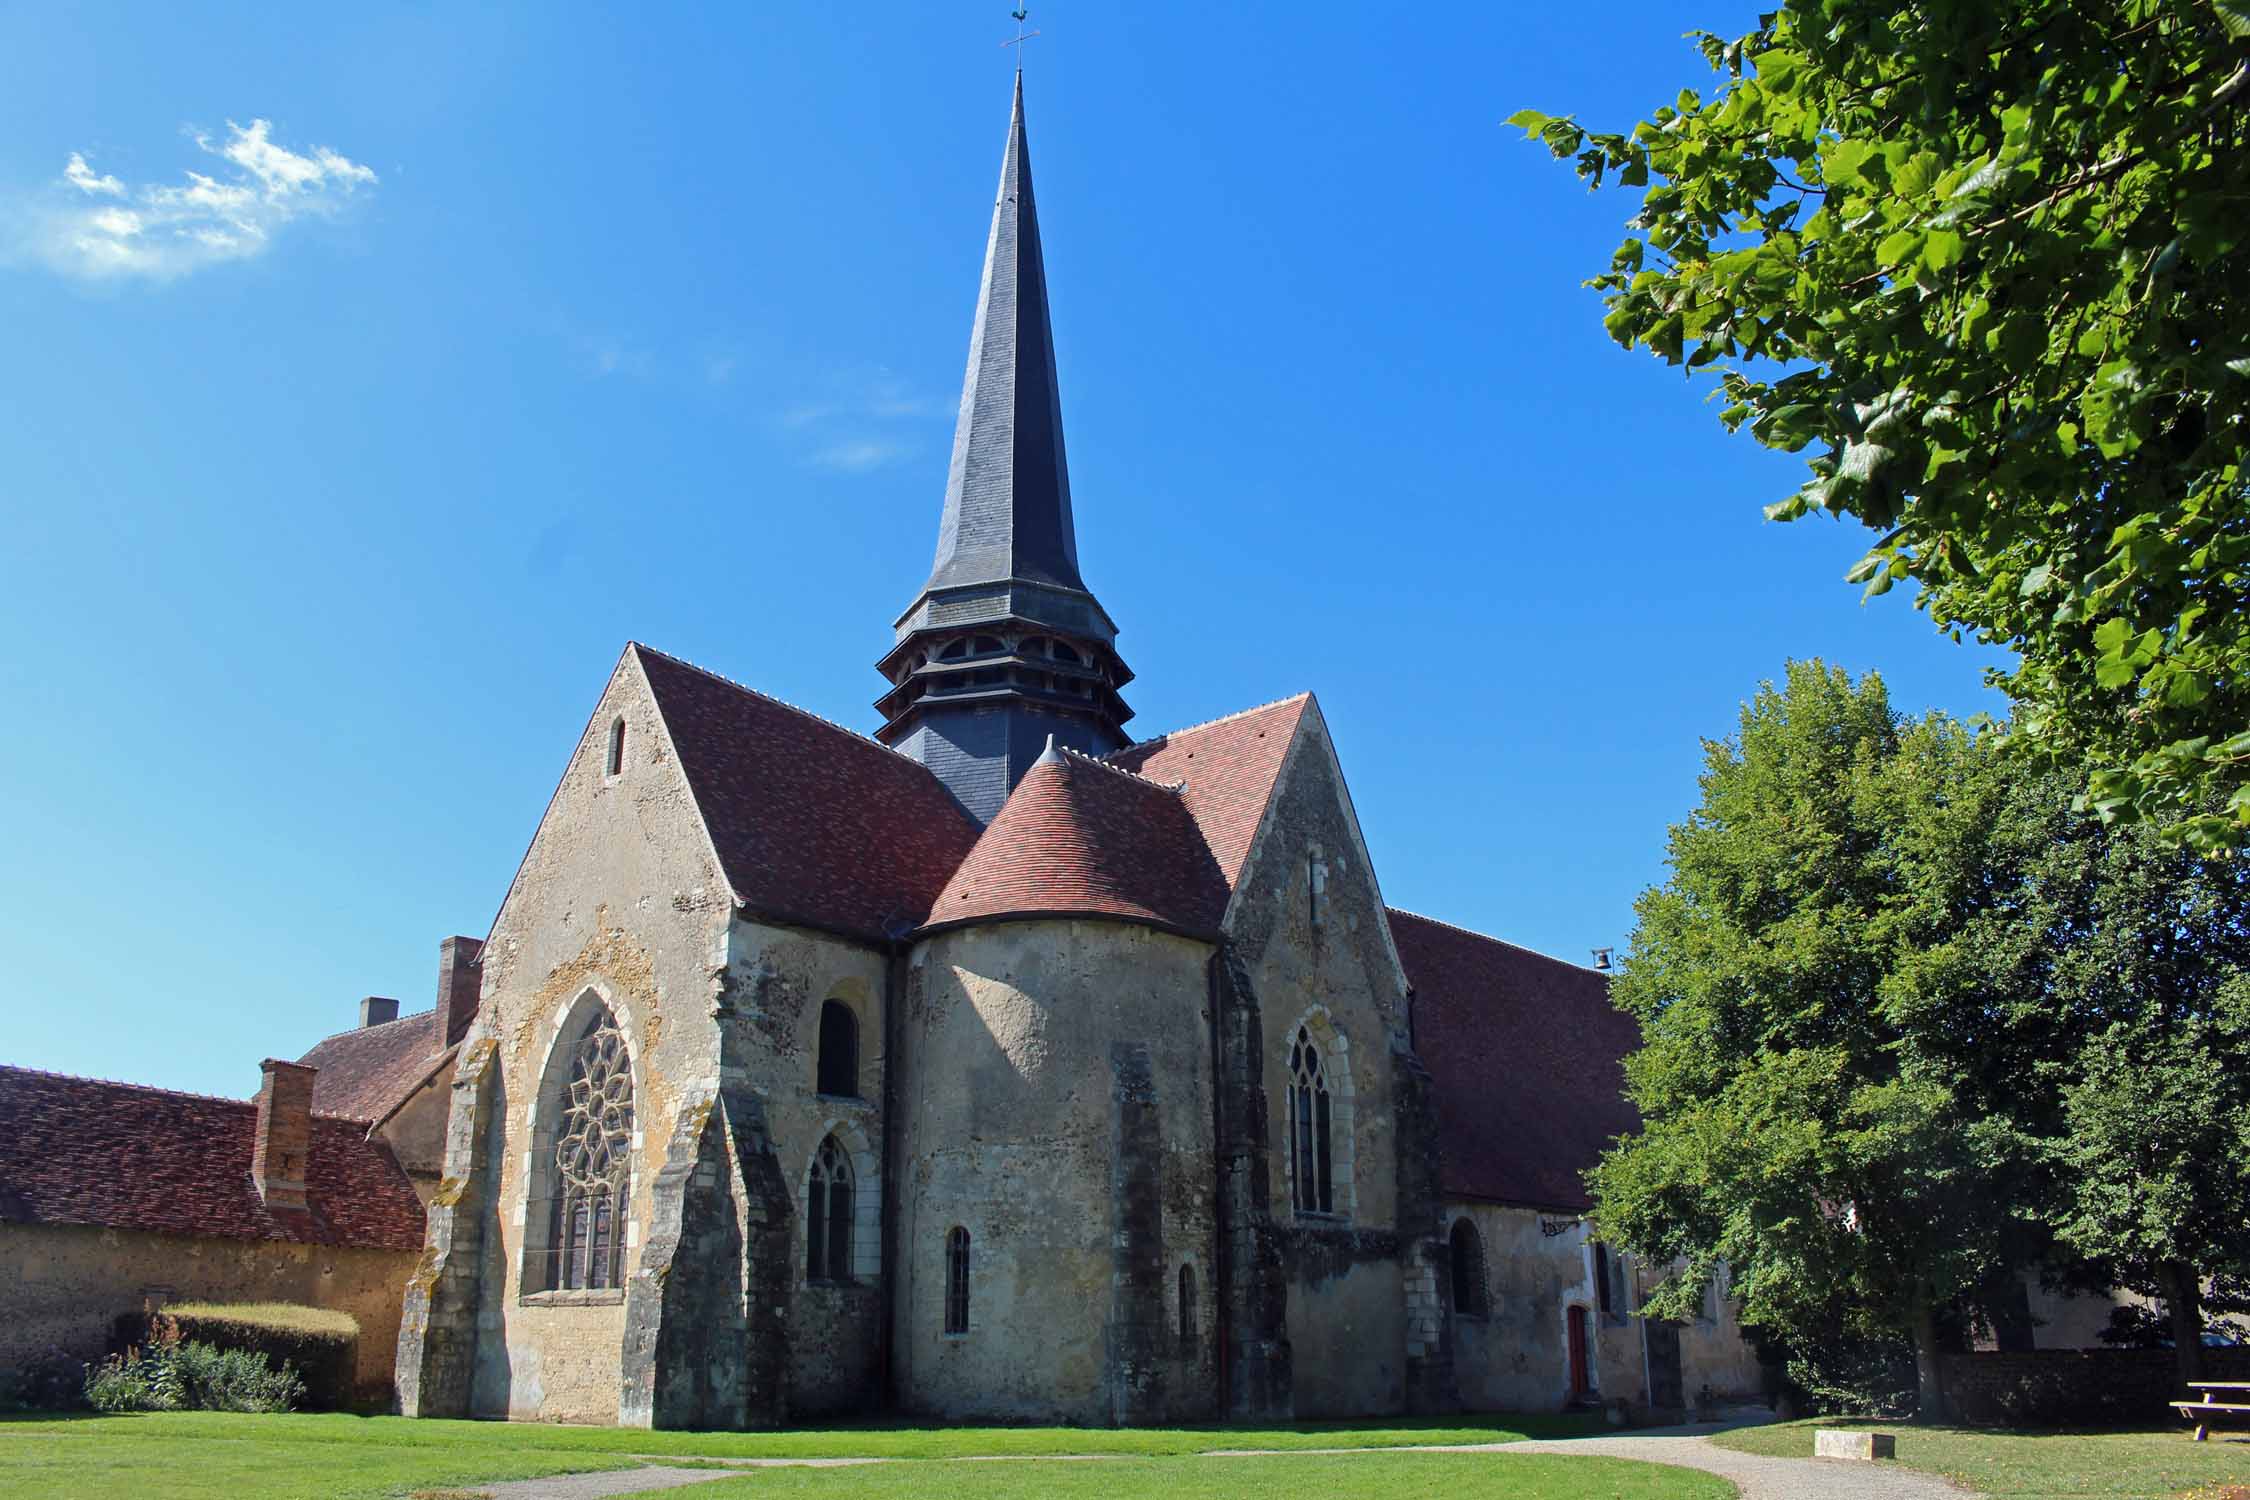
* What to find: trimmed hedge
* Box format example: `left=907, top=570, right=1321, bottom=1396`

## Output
left=1941, top=1347, right=2250, bottom=1426
left=118, top=1303, right=359, bottom=1411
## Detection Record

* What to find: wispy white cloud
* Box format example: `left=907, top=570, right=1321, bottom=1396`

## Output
left=63, top=153, right=122, bottom=197
left=11, top=120, right=376, bottom=282
left=783, top=365, right=942, bottom=476
left=810, top=439, right=913, bottom=474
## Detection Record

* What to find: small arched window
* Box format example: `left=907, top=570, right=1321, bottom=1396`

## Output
left=1051, top=640, right=1082, bottom=665
left=807, top=1135, right=854, bottom=1283
left=945, top=1226, right=971, bottom=1334
left=1594, top=1241, right=1615, bottom=1316
left=606, top=716, right=627, bottom=777
left=551, top=1008, right=633, bottom=1290
left=939, top=639, right=968, bottom=661
left=816, top=1001, right=859, bottom=1098
left=1450, top=1219, right=1490, bottom=1317
left=1178, top=1263, right=1198, bottom=1350
left=1287, top=1026, right=1334, bottom=1215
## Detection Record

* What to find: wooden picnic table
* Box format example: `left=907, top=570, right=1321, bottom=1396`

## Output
left=2174, top=1380, right=2250, bottom=1441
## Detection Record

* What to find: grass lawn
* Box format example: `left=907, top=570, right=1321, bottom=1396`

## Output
left=0, top=1411, right=1722, bottom=1500
left=1711, top=1416, right=2250, bottom=1498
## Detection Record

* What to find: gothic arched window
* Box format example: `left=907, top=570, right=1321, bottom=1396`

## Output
left=1178, top=1263, right=1198, bottom=1350
left=807, top=1135, right=855, bottom=1283
left=551, top=1009, right=633, bottom=1291
left=945, top=1226, right=971, bottom=1334
left=1287, top=1025, right=1334, bottom=1215
left=1450, top=1218, right=1490, bottom=1318
left=817, top=1001, right=859, bottom=1098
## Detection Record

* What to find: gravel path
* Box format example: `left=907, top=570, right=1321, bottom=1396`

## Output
left=462, top=1421, right=1978, bottom=1500
left=475, top=1457, right=876, bottom=1499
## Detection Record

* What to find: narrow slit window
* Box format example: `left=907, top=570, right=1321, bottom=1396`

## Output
left=1178, top=1263, right=1198, bottom=1351
left=606, top=717, right=627, bottom=777
left=816, top=1001, right=859, bottom=1097
left=1450, top=1219, right=1490, bottom=1317
left=945, top=1226, right=971, bottom=1334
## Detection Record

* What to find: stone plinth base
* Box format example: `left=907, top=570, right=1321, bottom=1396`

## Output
left=1814, top=1429, right=1897, bottom=1461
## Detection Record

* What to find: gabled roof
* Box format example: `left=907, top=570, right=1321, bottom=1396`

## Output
left=925, top=71, right=1084, bottom=597
left=0, top=1066, right=427, bottom=1250
left=298, top=1009, right=448, bottom=1124
left=1105, top=695, right=1311, bottom=890
left=635, top=645, right=983, bottom=940
left=924, top=743, right=1229, bottom=938
left=1388, top=907, right=1639, bottom=1214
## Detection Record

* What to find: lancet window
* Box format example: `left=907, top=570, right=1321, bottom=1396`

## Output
left=807, top=1135, right=855, bottom=1283
left=1287, top=1025, right=1334, bottom=1215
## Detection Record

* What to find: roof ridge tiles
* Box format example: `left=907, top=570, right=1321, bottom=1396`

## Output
left=298, top=1006, right=437, bottom=1053
left=0, top=1063, right=377, bottom=1124
left=1051, top=742, right=1184, bottom=792
left=1102, top=691, right=1314, bottom=757
left=1386, top=906, right=1611, bottom=975
left=630, top=642, right=926, bottom=767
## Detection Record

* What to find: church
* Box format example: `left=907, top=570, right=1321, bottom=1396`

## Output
left=380, top=75, right=1764, bottom=1428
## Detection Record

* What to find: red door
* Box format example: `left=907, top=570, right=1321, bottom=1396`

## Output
left=1566, top=1305, right=1590, bottom=1400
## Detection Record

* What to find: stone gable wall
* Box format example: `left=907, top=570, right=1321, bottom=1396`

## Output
left=1220, top=710, right=1430, bottom=1418
left=410, top=654, right=736, bottom=1425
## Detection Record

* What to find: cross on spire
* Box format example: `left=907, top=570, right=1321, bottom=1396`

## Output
left=1001, top=7, right=1039, bottom=69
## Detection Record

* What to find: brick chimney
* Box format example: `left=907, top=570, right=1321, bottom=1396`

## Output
left=360, top=996, right=400, bottom=1029
left=251, top=1059, right=318, bottom=1211
left=437, top=936, right=485, bottom=1050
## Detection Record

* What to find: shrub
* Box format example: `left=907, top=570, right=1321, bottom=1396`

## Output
left=1, top=1348, right=89, bottom=1411
left=83, top=1337, right=304, bottom=1414
left=150, top=1303, right=356, bottom=1410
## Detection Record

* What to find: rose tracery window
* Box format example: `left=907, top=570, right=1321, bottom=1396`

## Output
left=550, top=1010, right=633, bottom=1291
left=1287, top=1025, right=1334, bottom=1215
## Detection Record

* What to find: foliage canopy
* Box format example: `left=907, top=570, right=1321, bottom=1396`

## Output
left=1513, top=1, right=2250, bottom=845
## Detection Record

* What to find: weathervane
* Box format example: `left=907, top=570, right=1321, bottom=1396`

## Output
left=1002, top=6, right=1040, bottom=68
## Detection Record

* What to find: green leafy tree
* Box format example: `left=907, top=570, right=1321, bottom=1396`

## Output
left=1511, top=3, right=2250, bottom=846
left=1594, top=662, right=2037, bottom=1417
left=2027, top=816, right=2250, bottom=1385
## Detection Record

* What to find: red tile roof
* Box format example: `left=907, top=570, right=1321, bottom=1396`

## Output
left=634, top=645, right=984, bottom=940
left=1388, top=908, right=1640, bottom=1213
left=297, top=1010, right=449, bottom=1124
left=925, top=746, right=1231, bottom=937
left=1106, top=695, right=1310, bottom=890
left=0, top=1066, right=427, bottom=1250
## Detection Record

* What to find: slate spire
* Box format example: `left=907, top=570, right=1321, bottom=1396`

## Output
left=928, top=70, right=1082, bottom=593
left=876, top=73, right=1135, bottom=826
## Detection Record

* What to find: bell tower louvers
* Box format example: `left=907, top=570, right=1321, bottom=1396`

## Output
left=876, top=73, right=1134, bottom=824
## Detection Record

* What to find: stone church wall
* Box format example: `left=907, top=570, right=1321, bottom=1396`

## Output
left=893, top=918, right=1217, bottom=1424
left=377, top=1065, right=456, bottom=1202
left=1, top=1223, right=413, bottom=1400
left=413, top=655, right=736, bottom=1425
left=1445, top=1205, right=1765, bottom=1417
left=717, top=916, right=890, bottom=1418
left=1221, top=708, right=1432, bottom=1418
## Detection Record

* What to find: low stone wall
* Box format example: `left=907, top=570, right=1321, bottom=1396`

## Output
left=0, top=1222, right=415, bottom=1403
left=1940, top=1347, right=2250, bottom=1426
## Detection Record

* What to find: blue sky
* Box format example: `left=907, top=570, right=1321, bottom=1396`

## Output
left=0, top=3, right=2007, bottom=1099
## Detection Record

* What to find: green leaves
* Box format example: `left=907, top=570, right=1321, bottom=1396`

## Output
left=1512, top=0, right=2250, bottom=848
